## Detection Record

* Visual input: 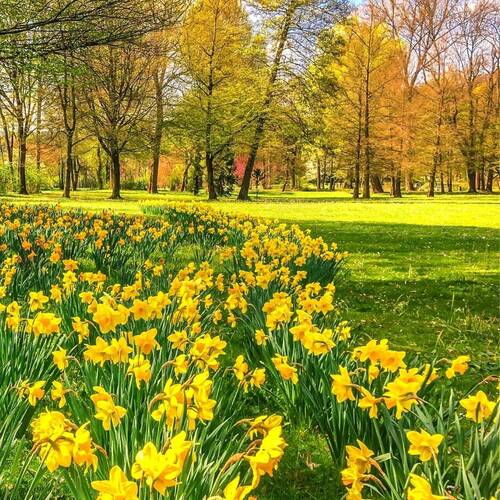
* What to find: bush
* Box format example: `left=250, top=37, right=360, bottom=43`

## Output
left=121, top=177, right=148, bottom=190
left=25, top=163, right=54, bottom=193
left=0, top=163, right=16, bottom=194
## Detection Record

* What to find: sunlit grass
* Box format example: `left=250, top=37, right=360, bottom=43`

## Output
left=2, top=188, right=499, bottom=228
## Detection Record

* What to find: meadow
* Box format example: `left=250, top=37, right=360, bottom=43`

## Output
left=0, top=190, right=498, bottom=500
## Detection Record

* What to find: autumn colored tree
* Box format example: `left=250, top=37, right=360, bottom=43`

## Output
left=178, top=0, right=261, bottom=199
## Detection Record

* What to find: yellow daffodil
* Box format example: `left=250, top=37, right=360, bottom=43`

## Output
left=445, top=355, right=470, bottom=379
left=407, top=474, right=446, bottom=500
left=406, top=429, right=443, bottom=462
left=52, top=348, right=69, bottom=370
left=92, top=466, right=138, bottom=500
left=331, top=366, right=355, bottom=402
left=460, top=390, right=496, bottom=423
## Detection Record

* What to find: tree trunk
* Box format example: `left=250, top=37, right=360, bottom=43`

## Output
left=485, top=169, right=493, bottom=192
left=353, top=95, right=362, bottom=199
left=180, top=162, right=189, bottom=192
left=149, top=66, right=164, bottom=194
left=371, top=175, right=384, bottom=193
left=35, top=85, right=42, bottom=169
left=17, top=118, right=28, bottom=194
left=429, top=101, right=443, bottom=197
left=392, top=167, right=402, bottom=198
left=238, top=0, right=296, bottom=200
left=110, top=147, right=121, bottom=199
left=428, top=168, right=436, bottom=197
left=362, top=67, right=370, bottom=199
left=405, top=173, right=415, bottom=191
left=447, top=168, right=453, bottom=192
left=193, top=149, right=202, bottom=195
left=466, top=162, right=476, bottom=193
left=291, top=146, right=298, bottom=189
left=206, top=152, right=217, bottom=200
left=316, top=158, right=321, bottom=190
left=63, top=130, right=73, bottom=198
left=96, top=145, right=104, bottom=189
left=58, top=158, right=64, bottom=189
left=72, top=157, right=80, bottom=191
left=440, top=172, right=445, bottom=194
left=478, top=167, right=485, bottom=191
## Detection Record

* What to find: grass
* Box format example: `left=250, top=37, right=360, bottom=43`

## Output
left=2, top=188, right=499, bottom=499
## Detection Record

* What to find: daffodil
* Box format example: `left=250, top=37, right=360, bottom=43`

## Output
left=272, top=355, right=298, bottom=384
left=460, top=390, right=496, bottom=423
left=406, top=429, right=443, bottom=462
left=445, top=355, right=470, bottom=379
left=331, top=366, right=355, bottom=402
left=91, top=466, right=138, bottom=500
left=53, top=348, right=69, bottom=370
left=407, top=474, right=446, bottom=500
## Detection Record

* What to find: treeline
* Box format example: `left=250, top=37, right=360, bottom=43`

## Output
left=0, top=0, right=498, bottom=200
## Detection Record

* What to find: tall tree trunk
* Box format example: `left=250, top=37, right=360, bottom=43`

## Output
left=371, top=175, right=384, bottom=193
left=466, top=78, right=477, bottom=193
left=362, top=113, right=370, bottom=198
left=96, top=145, right=104, bottom=189
left=149, top=66, right=164, bottom=194
left=193, top=149, right=202, bottom=195
left=35, top=84, right=42, bottom=169
left=429, top=97, right=443, bottom=197
left=238, top=0, right=296, bottom=200
left=204, top=53, right=217, bottom=200
left=110, top=146, right=121, bottom=199
left=58, top=158, right=64, bottom=189
left=316, top=157, right=321, bottom=190
left=291, top=145, right=298, bottom=190
left=353, top=94, right=362, bottom=199
left=485, top=168, right=493, bottom=192
left=58, top=60, right=77, bottom=199
left=466, top=161, right=476, bottom=193
left=405, top=172, right=414, bottom=192
left=206, top=152, right=217, bottom=200
left=362, top=49, right=371, bottom=200
left=0, top=108, right=14, bottom=178
left=180, top=161, right=189, bottom=192
left=72, top=157, right=80, bottom=191
left=440, top=171, right=445, bottom=194
left=393, top=167, right=402, bottom=198
left=17, top=118, right=28, bottom=194
left=63, top=130, right=73, bottom=198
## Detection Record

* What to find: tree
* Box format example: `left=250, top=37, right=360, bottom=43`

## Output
left=372, top=0, right=459, bottom=193
left=178, top=0, right=259, bottom=199
left=56, top=54, right=79, bottom=198
left=0, top=55, right=37, bottom=194
left=0, top=0, right=187, bottom=60
left=237, top=0, right=349, bottom=200
left=83, top=44, right=155, bottom=198
left=315, top=12, right=402, bottom=198
left=451, top=0, right=497, bottom=193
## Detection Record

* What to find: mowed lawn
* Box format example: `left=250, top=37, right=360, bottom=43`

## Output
left=2, top=189, right=499, bottom=499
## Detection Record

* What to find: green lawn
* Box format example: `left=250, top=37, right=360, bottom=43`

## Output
left=2, top=188, right=498, bottom=499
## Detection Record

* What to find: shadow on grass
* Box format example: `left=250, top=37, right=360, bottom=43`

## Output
left=290, top=220, right=499, bottom=369
left=296, top=220, right=499, bottom=254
